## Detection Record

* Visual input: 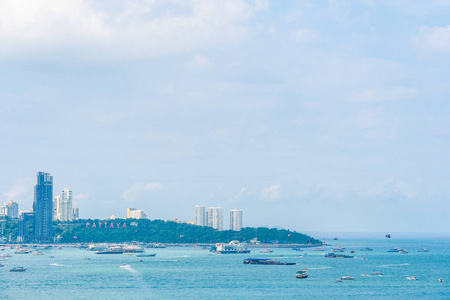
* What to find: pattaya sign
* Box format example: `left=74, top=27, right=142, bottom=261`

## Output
left=86, top=222, right=127, bottom=229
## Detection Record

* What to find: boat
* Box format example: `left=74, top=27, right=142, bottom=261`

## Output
left=10, top=267, right=26, bottom=272
left=122, top=245, right=144, bottom=253
left=331, top=248, right=344, bottom=253
left=398, top=249, right=408, bottom=254
left=388, top=247, right=403, bottom=252
left=313, top=247, right=324, bottom=251
left=296, top=269, right=308, bottom=278
left=372, top=272, right=382, bottom=275
left=341, top=276, right=355, bottom=280
left=146, top=243, right=166, bottom=248
left=87, top=243, right=107, bottom=252
left=48, top=256, right=55, bottom=258
left=136, top=253, right=156, bottom=257
left=350, top=250, right=355, bottom=253
left=33, top=252, right=45, bottom=255
left=360, top=274, right=370, bottom=277
left=438, top=278, right=444, bottom=282
left=260, top=248, right=273, bottom=253
left=0, top=263, right=4, bottom=267
left=406, top=276, right=417, bottom=280
left=214, top=243, right=250, bottom=254
left=418, top=248, right=428, bottom=252
left=14, top=248, right=31, bottom=254
left=243, top=258, right=295, bottom=265
left=95, top=246, right=124, bottom=254
left=57, top=246, right=62, bottom=250
left=324, top=253, right=353, bottom=258
left=360, top=247, right=373, bottom=251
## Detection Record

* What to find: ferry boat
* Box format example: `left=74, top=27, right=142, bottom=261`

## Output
left=243, top=258, right=295, bottom=265
left=87, top=243, right=107, bottom=252
left=136, top=253, right=156, bottom=257
left=214, top=243, right=250, bottom=254
left=95, top=246, right=124, bottom=254
left=10, top=267, right=26, bottom=272
left=296, top=269, right=308, bottom=278
left=324, top=253, right=353, bottom=258
left=259, top=248, right=273, bottom=253
left=122, top=245, right=144, bottom=253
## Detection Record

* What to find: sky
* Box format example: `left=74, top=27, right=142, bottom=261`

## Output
left=0, top=0, right=449, bottom=233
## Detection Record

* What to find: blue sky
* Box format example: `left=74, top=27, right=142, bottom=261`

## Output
left=0, top=0, right=449, bottom=233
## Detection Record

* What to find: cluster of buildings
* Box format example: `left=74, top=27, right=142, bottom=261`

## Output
left=16, top=172, right=80, bottom=243
left=0, top=201, right=19, bottom=218
left=53, top=188, right=79, bottom=221
left=195, top=205, right=243, bottom=231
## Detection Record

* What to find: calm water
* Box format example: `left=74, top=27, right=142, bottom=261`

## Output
left=1, top=238, right=449, bottom=299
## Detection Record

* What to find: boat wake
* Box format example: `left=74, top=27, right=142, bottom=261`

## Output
left=379, top=263, right=409, bottom=268
left=120, top=264, right=138, bottom=273
left=308, top=266, right=332, bottom=270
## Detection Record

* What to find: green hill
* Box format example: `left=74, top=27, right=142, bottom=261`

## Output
left=1, top=217, right=320, bottom=245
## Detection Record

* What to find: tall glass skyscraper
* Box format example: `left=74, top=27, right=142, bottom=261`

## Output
left=33, top=172, right=53, bottom=242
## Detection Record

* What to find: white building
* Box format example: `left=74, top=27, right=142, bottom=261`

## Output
left=0, top=201, right=19, bottom=218
left=73, top=207, right=79, bottom=220
left=206, top=207, right=223, bottom=231
left=54, top=189, right=74, bottom=221
left=127, top=208, right=147, bottom=219
left=195, top=205, right=206, bottom=226
left=230, top=209, right=243, bottom=231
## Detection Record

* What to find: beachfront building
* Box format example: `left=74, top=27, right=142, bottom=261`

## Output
left=195, top=205, right=206, bottom=226
left=230, top=209, right=243, bottom=231
left=19, top=172, right=54, bottom=243
left=206, top=207, right=223, bottom=231
left=54, top=188, right=73, bottom=221
left=127, top=208, right=147, bottom=219
left=0, top=201, right=19, bottom=218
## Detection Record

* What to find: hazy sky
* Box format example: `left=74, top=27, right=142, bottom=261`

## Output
left=1, top=0, right=449, bottom=233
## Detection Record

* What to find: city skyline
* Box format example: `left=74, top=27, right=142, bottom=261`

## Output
left=1, top=1, right=450, bottom=233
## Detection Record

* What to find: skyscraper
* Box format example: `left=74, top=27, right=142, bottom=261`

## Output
left=206, top=207, right=223, bottom=231
left=195, top=205, right=206, bottom=226
left=73, top=207, right=79, bottom=220
left=230, top=209, right=243, bottom=231
left=53, top=195, right=61, bottom=221
left=61, top=188, right=73, bottom=221
left=127, top=208, right=147, bottom=219
left=32, top=172, right=53, bottom=242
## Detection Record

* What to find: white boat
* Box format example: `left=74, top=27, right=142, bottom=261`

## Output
left=406, top=276, right=417, bottom=280
left=259, top=248, right=273, bottom=253
left=341, top=276, right=355, bottom=280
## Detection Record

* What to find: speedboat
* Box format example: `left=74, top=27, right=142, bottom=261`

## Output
left=313, top=247, right=324, bottom=251
left=10, top=267, right=26, bottom=272
left=260, top=249, right=273, bottom=253
left=406, top=276, right=417, bottom=280
left=341, top=276, right=355, bottom=280
left=296, top=269, right=308, bottom=278
left=372, top=272, right=382, bottom=275
left=418, top=248, right=428, bottom=252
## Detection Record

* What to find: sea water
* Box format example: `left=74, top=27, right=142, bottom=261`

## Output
left=1, top=238, right=449, bottom=299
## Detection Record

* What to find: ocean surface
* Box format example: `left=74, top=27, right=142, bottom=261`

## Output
left=1, top=238, right=449, bottom=299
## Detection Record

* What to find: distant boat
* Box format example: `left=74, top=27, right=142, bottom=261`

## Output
left=136, top=253, right=156, bottom=257
left=418, top=249, right=429, bottom=252
left=325, top=253, right=353, bottom=258
left=243, top=258, right=295, bottom=265
left=10, top=267, right=26, bottom=272
left=406, top=276, right=417, bottom=280
left=260, top=249, right=273, bottom=253
left=214, top=243, right=250, bottom=254
left=0, top=263, right=4, bottom=267
left=388, top=247, right=403, bottom=252
left=95, top=246, right=124, bottom=254
left=341, top=276, right=355, bottom=280
left=372, top=272, right=382, bottom=275
left=360, top=247, right=373, bottom=251
left=334, top=238, right=338, bottom=240
left=296, top=269, right=308, bottom=278
left=313, top=247, right=324, bottom=251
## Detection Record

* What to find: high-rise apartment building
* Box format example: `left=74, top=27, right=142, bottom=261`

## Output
left=230, top=209, right=243, bottom=231
left=206, top=207, right=223, bottom=231
left=127, top=208, right=147, bottom=219
left=0, top=201, right=19, bottom=218
left=53, top=195, right=61, bottom=221
left=18, top=172, right=54, bottom=243
left=195, top=205, right=206, bottom=226
left=73, top=207, right=79, bottom=220
left=61, top=188, right=73, bottom=221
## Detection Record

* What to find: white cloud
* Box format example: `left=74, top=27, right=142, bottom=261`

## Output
left=260, top=184, right=281, bottom=202
left=229, top=187, right=249, bottom=202
left=2, top=178, right=33, bottom=203
left=121, top=182, right=164, bottom=202
left=414, top=25, right=450, bottom=53
left=0, top=0, right=266, bottom=61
